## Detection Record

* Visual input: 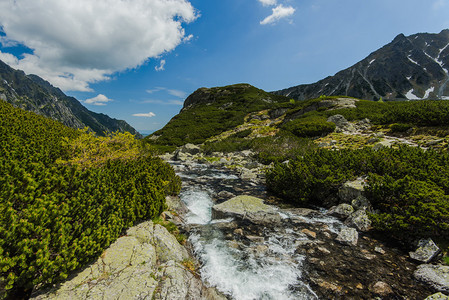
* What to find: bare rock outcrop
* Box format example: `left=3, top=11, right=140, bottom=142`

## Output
left=31, top=221, right=225, bottom=300
left=212, top=195, right=281, bottom=225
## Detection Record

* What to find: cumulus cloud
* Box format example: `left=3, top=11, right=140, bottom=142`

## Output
left=133, top=112, right=156, bottom=117
left=258, top=0, right=277, bottom=6
left=84, top=94, right=113, bottom=106
left=260, top=4, right=295, bottom=25
left=155, top=60, right=166, bottom=72
left=0, top=0, right=197, bottom=91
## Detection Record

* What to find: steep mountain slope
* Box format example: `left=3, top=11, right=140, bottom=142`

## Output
left=149, top=83, right=289, bottom=146
left=0, top=60, right=141, bottom=137
left=274, top=29, right=449, bottom=101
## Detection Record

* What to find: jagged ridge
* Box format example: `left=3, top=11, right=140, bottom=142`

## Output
left=274, top=29, right=449, bottom=101
left=0, top=60, right=141, bottom=137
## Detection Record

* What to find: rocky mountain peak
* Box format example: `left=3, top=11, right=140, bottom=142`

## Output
left=182, top=83, right=266, bottom=111
left=0, top=60, right=141, bottom=137
left=274, top=29, right=449, bottom=101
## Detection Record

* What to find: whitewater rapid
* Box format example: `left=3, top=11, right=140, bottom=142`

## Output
left=175, top=163, right=319, bottom=300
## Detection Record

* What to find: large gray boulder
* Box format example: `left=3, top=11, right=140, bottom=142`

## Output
left=345, top=209, right=372, bottom=232
left=351, top=195, right=372, bottom=211
left=409, top=239, right=440, bottom=263
left=373, top=140, right=393, bottom=150
left=180, top=143, right=201, bottom=155
left=31, top=221, right=224, bottom=300
left=327, top=203, right=354, bottom=219
left=338, top=178, right=366, bottom=203
left=212, top=195, right=281, bottom=225
left=327, top=114, right=355, bottom=132
left=414, top=264, right=449, bottom=292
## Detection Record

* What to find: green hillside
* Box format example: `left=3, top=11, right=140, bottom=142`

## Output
left=148, top=84, right=449, bottom=257
left=148, top=84, right=290, bottom=146
left=0, top=100, right=180, bottom=298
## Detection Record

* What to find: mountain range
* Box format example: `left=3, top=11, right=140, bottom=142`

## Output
left=274, top=29, right=449, bottom=101
left=0, top=60, right=140, bottom=137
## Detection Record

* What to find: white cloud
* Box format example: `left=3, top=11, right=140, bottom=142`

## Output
left=133, top=112, right=156, bottom=117
left=155, top=60, right=166, bottom=72
left=258, top=0, right=277, bottom=6
left=146, top=87, right=165, bottom=94
left=141, top=99, right=184, bottom=106
left=167, top=89, right=187, bottom=98
left=146, top=87, right=187, bottom=98
left=433, top=0, right=448, bottom=9
left=84, top=94, right=113, bottom=106
left=260, top=4, right=295, bottom=25
left=183, top=34, right=194, bottom=42
left=0, top=0, right=197, bottom=91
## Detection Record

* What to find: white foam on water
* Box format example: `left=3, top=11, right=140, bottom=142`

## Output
left=181, top=189, right=213, bottom=224
left=178, top=165, right=319, bottom=299
left=210, top=218, right=235, bottom=224
left=203, top=173, right=239, bottom=180
left=190, top=234, right=317, bottom=300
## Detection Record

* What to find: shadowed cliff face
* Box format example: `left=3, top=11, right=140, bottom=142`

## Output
left=274, top=29, right=449, bottom=101
left=0, top=60, right=141, bottom=137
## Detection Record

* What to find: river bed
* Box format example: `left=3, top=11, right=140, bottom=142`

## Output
left=171, top=161, right=434, bottom=300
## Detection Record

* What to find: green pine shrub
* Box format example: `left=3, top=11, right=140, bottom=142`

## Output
left=389, top=123, right=413, bottom=133
left=366, top=175, right=449, bottom=240
left=266, top=146, right=449, bottom=242
left=282, top=115, right=336, bottom=138
left=0, top=101, right=180, bottom=297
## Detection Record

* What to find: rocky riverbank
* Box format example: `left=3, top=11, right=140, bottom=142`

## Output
left=164, top=145, right=448, bottom=299
left=30, top=197, right=227, bottom=300
left=30, top=142, right=449, bottom=299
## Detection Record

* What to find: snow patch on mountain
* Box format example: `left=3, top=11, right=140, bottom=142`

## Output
left=407, top=56, right=420, bottom=66
left=406, top=89, right=420, bottom=100
left=423, top=86, right=435, bottom=99
left=438, top=43, right=449, bottom=56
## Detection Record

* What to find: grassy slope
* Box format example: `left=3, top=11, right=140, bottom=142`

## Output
left=148, top=84, right=290, bottom=146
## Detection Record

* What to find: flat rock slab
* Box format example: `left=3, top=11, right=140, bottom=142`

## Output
left=212, top=195, right=281, bottom=225
left=31, top=221, right=223, bottom=300
left=414, top=264, right=449, bottom=292
left=335, top=227, right=358, bottom=246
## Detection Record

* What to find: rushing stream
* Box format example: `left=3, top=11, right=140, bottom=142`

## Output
left=173, top=162, right=326, bottom=299
left=170, top=161, right=435, bottom=300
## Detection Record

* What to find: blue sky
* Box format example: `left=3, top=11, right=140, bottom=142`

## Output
left=1, top=0, right=449, bottom=134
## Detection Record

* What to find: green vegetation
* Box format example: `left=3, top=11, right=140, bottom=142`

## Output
left=0, top=101, right=180, bottom=297
left=152, top=217, right=186, bottom=245
left=148, top=84, right=289, bottom=146
left=266, top=146, right=449, bottom=243
left=389, top=123, right=414, bottom=133
left=202, top=130, right=316, bottom=164
left=149, top=85, right=449, bottom=250
left=282, top=115, right=336, bottom=138
left=329, top=99, right=449, bottom=127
